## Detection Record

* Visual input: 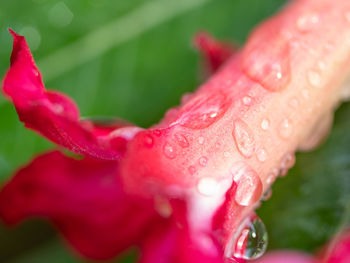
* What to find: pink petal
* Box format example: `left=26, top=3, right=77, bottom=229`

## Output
left=194, top=32, right=236, bottom=74
left=2, top=30, right=140, bottom=160
left=0, top=151, right=156, bottom=260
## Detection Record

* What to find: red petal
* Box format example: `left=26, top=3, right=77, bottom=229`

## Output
left=323, top=230, right=350, bottom=263
left=140, top=213, right=224, bottom=263
left=2, top=30, right=140, bottom=160
left=194, top=32, right=236, bottom=74
left=0, top=151, right=156, bottom=260
left=255, top=251, right=316, bottom=263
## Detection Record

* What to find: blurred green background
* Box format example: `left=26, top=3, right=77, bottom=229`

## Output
left=0, top=0, right=349, bottom=262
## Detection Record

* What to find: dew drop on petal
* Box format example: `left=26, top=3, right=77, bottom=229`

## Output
left=279, top=152, right=296, bottom=177
left=261, top=188, right=272, bottom=201
left=278, top=118, right=293, bottom=139
left=256, top=148, right=267, bottom=162
left=228, top=215, right=268, bottom=260
left=178, top=92, right=230, bottom=129
left=242, top=96, right=252, bottom=106
left=174, top=133, right=189, bottom=148
left=260, top=119, right=270, bottom=131
left=297, top=13, right=319, bottom=33
left=144, top=135, right=154, bottom=147
left=308, top=70, right=322, bottom=87
left=198, top=136, right=204, bottom=145
left=231, top=164, right=262, bottom=206
left=163, top=143, right=176, bottom=159
left=198, top=156, right=208, bottom=167
left=232, top=119, right=256, bottom=158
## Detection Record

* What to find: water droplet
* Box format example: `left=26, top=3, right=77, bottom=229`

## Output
left=256, top=148, right=267, bottom=162
left=278, top=118, right=293, bottom=139
left=188, top=166, right=196, bottom=175
left=261, top=188, right=272, bottom=201
left=243, top=37, right=291, bottom=92
left=242, top=96, right=252, bottom=105
left=177, top=92, right=230, bottom=129
left=215, top=142, right=221, bottom=149
left=198, top=136, right=204, bottom=144
left=232, top=119, right=256, bottom=158
left=229, top=215, right=268, bottom=260
left=198, top=156, right=208, bottom=167
left=197, top=177, right=219, bottom=196
left=174, top=133, right=189, bottom=148
left=279, top=152, right=296, bottom=177
left=163, top=143, right=176, bottom=159
left=144, top=135, right=154, bottom=147
left=297, top=13, right=319, bottom=32
left=266, top=169, right=279, bottom=185
left=224, top=151, right=231, bottom=158
left=231, top=163, right=262, bottom=206
left=302, top=89, right=310, bottom=99
left=308, top=70, right=322, bottom=87
left=260, top=119, right=270, bottom=131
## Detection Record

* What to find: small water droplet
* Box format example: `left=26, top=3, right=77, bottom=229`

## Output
left=256, top=148, right=267, bottom=162
left=261, top=188, right=272, bottom=201
left=260, top=119, right=270, bottom=131
left=231, top=163, right=262, bottom=206
left=154, top=130, right=161, bottom=136
left=163, top=143, right=176, bottom=159
left=174, top=133, right=189, bottom=148
left=302, top=89, right=310, bottom=99
left=144, top=135, right=154, bottom=147
left=267, top=169, right=279, bottom=185
left=197, top=177, right=219, bottom=196
left=232, top=119, right=256, bottom=158
left=224, top=151, right=231, bottom=158
left=215, top=142, right=221, bottom=149
left=242, top=96, right=252, bottom=105
left=308, top=70, right=322, bottom=87
left=198, top=156, right=208, bottom=167
left=188, top=166, right=196, bottom=175
left=279, top=152, right=296, bottom=177
left=229, top=215, right=268, bottom=260
left=297, top=13, right=319, bottom=32
left=198, top=136, right=204, bottom=144
left=278, top=118, right=293, bottom=139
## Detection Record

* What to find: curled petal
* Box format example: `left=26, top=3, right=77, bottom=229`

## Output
left=0, top=151, right=156, bottom=260
left=2, top=30, right=140, bottom=160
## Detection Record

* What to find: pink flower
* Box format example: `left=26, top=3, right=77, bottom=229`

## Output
left=1, top=0, right=350, bottom=262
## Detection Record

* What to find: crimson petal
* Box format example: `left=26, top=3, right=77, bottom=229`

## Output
left=2, top=30, right=140, bottom=160
left=0, top=151, right=156, bottom=260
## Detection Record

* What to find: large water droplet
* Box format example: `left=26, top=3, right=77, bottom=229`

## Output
left=231, top=163, right=262, bottom=206
left=297, top=13, right=319, bottom=33
left=243, top=38, right=291, bottom=92
left=229, top=215, right=268, bottom=261
left=278, top=118, right=293, bottom=139
left=177, top=92, right=230, bottom=129
left=174, top=133, right=189, bottom=148
left=232, top=119, right=256, bottom=158
left=163, top=143, right=176, bottom=159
